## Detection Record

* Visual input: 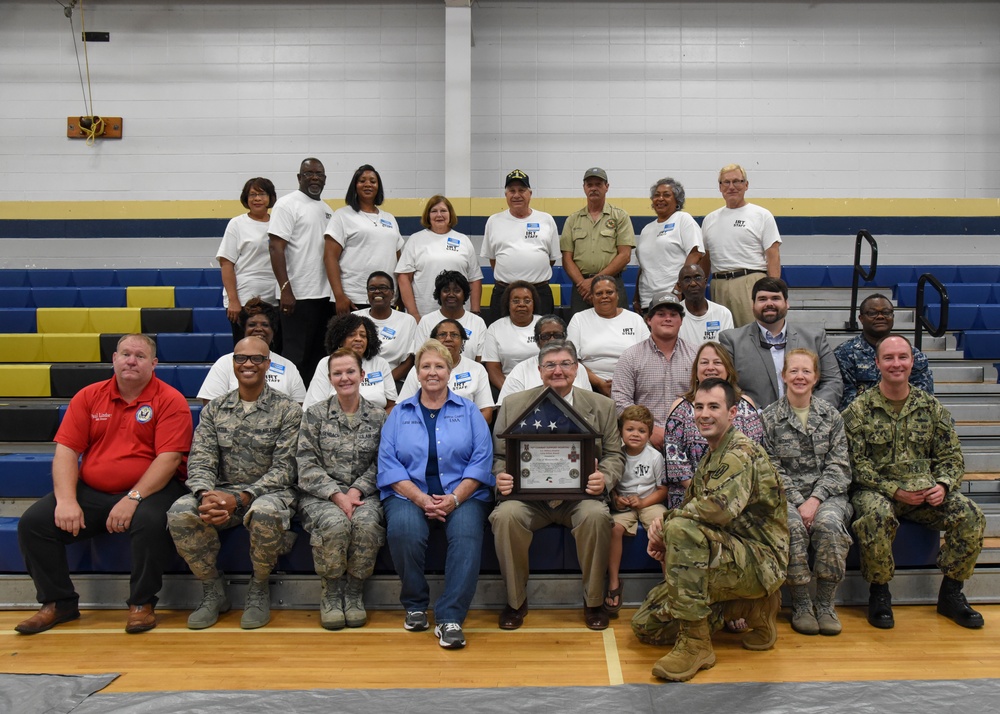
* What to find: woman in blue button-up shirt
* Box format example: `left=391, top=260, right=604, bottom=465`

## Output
left=378, top=338, right=494, bottom=649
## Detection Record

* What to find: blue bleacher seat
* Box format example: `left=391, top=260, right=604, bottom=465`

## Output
left=31, top=288, right=82, bottom=308
left=480, top=265, right=494, bottom=283
left=173, top=364, right=212, bottom=397
left=201, top=270, right=223, bottom=287
left=1, top=308, right=37, bottom=333
left=0, top=288, right=33, bottom=308
left=191, top=403, right=202, bottom=428
left=0, top=270, right=28, bottom=288
left=26, top=270, right=74, bottom=288
left=158, top=268, right=206, bottom=287
left=115, top=269, right=160, bottom=287
left=71, top=269, right=117, bottom=287
left=869, top=265, right=916, bottom=286
left=174, top=286, right=223, bottom=308
left=846, top=520, right=940, bottom=570
left=78, top=287, right=128, bottom=308
left=959, top=331, right=1000, bottom=360
left=0, top=454, right=54, bottom=497
left=957, top=265, right=1000, bottom=283
left=917, top=265, right=960, bottom=283
left=622, top=265, right=639, bottom=282
left=212, top=333, right=234, bottom=359
left=782, top=265, right=829, bottom=288
left=156, top=333, right=216, bottom=362
left=925, top=304, right=977, bottom=331
left=976, top=306, right=1000, bottom=330
left=894, top=283, right=993, bottom=307
left=192, top=308, right=231, bottom=333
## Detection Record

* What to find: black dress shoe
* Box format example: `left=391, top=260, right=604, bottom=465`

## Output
left=584, top=605, right=609, bottom=631
left=499, top=600, right=528, bottom=630
left=867, top=584, right=894, bottom=629
left=937, top=577, right=985, bottom=629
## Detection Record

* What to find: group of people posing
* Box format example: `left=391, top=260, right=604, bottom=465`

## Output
left=12, top=160, right=986, bottom=683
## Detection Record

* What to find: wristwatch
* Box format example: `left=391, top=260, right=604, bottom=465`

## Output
left=127, top=490, right=143, bottom=503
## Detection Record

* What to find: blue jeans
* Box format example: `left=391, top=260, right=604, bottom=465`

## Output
left=383, top=495, right=489, bottom=625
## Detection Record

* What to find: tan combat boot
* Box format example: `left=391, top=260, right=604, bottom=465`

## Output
left=741, top=590, right=780, bottom=651
left=651, top=618, right=715, bottom=682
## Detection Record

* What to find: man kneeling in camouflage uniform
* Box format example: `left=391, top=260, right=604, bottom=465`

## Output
left=168, top=336, right=302, bottom=629
left=844, top=334, right=984, bottom=630
left=632, top=378, right=788, bottom=682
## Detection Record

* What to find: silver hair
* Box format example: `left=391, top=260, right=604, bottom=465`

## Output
left=533, top=314, right=567, bottom=341
left=650, top=177, right=685, bottom=210
left=537, top=339, right=579, bottom=365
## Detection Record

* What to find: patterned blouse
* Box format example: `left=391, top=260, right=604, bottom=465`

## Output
left=662, top=396, right=764, bottom=508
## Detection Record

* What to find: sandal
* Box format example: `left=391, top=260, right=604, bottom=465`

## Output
left=603, top=581, right=624, bottom=614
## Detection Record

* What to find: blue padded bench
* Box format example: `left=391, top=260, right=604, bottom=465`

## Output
left=78, top=287, right=128, bottom=308
left=26, top=270, right=75, bottom=288
left=158, top=269, right=208, bottom=287
left=192, top=308, right=231, bottom=333
left=0, top=270, right=28, bottom=288
left=154, top=364, right=211, bottom=398
left=845, top=520, right=940, bottom=570
left=976, top=306, right=1000, bottom=330
left=895, top=283, right=995, bottom=308
left=958, top=331, right=1000, bottom=360
left=0, top=454, right=54, bottom=497
left=156, top=333, right=220, bottom=363
left=115, top=269, right=162, bottom=287
left=0, top=308, right=37, bottom=333
left=924, top=304, right=978, bottom=332
left=174, top=287, right=222, bottom=308
left=71, top=269, right=117, bottom=287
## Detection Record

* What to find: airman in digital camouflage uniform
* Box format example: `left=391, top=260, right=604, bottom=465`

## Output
left=762, top=348, right=853, bottom=636
left=168, top=336, right=302, bottom=630
left=844, top=334, right=984, bottom=630
left=835, top=293, right=933, bottom=409
left=632, top=378, right=788, bottom=682
left=296, top=348, right=386, bottom=630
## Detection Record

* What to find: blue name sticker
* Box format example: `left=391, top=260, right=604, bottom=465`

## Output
left=527, top=223, right=540, bottom=230
left=455, top=371, right=472, bottom=385
left=447, top=236, right=461, bottom=248
left=380, top=218, right=394, bottom=229
left=658, top=222, right=676, bottom=235
left=268, top=362, right=286, bottom=375
left=380, top=326, right=397, bottom=340
left=464, top=328, right=472, bottom=338
left=706, top=321, right=721, bottom=330
left=367, top=371, right=384, bottom=384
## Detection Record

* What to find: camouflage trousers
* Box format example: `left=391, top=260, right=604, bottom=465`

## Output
left=631, top=516, right=770, bottom=643
left=298, top=495, right=385, bottom=580
left=786, top=496, right=853, bottom=586
left=851, top=488, right=985, bottom=584
left=167, top=490, right=295, bottom=582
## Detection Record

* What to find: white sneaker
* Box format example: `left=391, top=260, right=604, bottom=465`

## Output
left=434, top=622, right=466, bottom=649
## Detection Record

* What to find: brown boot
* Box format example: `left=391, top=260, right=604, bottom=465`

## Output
left=125, top=603, right=157, bottom=634
left=651, top=618, right=715, bottom=682
left=14, top=602, right=80, bottom=635
left=741, top=590, right=780, bottom=651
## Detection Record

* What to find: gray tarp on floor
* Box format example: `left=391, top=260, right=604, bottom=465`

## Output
left=49, top=679, right=1000, bottom=714
left=0, top=673, right=118, bottom=714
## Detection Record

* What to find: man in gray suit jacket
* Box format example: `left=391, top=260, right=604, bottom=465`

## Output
left=719, top=277, right=843, bottom=409
left=490, top=340, right=625, bottom=632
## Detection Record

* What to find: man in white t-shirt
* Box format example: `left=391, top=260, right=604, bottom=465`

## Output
left=481, top=169, right=561, bottom=319
left=675, top=264, right=734, bottom=346
left=701, top=164, right=781, bottom=328
left=268, top=158, right=334, bottom=381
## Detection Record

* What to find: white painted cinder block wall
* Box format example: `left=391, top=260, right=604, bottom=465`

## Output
left=0, top=1, right=996, bottom=200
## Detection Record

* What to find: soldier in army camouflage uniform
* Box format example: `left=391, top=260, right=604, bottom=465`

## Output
left=835, top=293, right=934, bottom=410
left=844, top=334, right=984, bottom=630
left=296, top=348, right=386, bottom=630
left=168, top=336, right=302, bottom=630
left=632, top=378, right=788, bottom=682
left=762, top=348, right=852, bottom=636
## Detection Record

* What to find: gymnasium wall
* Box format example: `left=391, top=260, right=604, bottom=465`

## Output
left=0, top=0, right=997, bottom=268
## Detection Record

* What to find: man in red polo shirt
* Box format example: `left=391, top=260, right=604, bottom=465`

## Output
left=15, top=333, right=192, bottom=635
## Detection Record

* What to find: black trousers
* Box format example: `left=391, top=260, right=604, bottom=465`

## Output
left=279, top=297, right=332, bottom=383
left=18, top=478, right=188, bottom=608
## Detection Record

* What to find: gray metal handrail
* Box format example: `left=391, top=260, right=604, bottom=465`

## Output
left=914, top=273, right=949, bottom=351
left=847, top=230, right=878, bottom=330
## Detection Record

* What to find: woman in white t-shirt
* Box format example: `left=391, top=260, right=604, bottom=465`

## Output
left=354, top=270, right=417, bottom=384
left=397, top=195, right=483, bottom=322
left=303, top=313, right=397, bottom=412
left=633, top=177, right=705, bottom=311
left=481, top=281, right=541, bottom=392
left=566, top=275, right=648, bottom=397
left=324, top=164, right=404, bottom=316
left=414, top=270, right=487, bottom=362
left=216, top=177, right=278, bottom=346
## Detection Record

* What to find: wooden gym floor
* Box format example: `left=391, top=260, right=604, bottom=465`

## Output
left=1, top=605, right=998, bottom=692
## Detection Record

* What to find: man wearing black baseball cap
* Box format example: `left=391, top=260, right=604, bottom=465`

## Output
left=560, top=167, right=635, bottom=316
left=482, top=169, right=560, bottom=319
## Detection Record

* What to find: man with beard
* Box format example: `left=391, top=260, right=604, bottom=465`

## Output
left=675, top=264, right=734, bottom=345
left=268, top=157, right=333, bottom=381
left=719, top=277, right=842, bottom=409
left=835, top=293, right=934, bottom=410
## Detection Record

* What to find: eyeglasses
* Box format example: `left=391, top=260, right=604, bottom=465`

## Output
left=247, top=192, right=269, bottom=199
left=679, top=275, right=706, bottom=284
left=541, top=360, right=576, bottom=371
left=720, top=179, right=746, bottom=187
left=538, top=331, right=566, bottom=342
left=862, top=309, right=894, bottom=318
left=367, top=285, right=393, bottom=293
left=233, top=354, right=267, bottom=364
left=510, top=298, right=533, bottom=306
left=434, top=331, right=463, bottom=340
